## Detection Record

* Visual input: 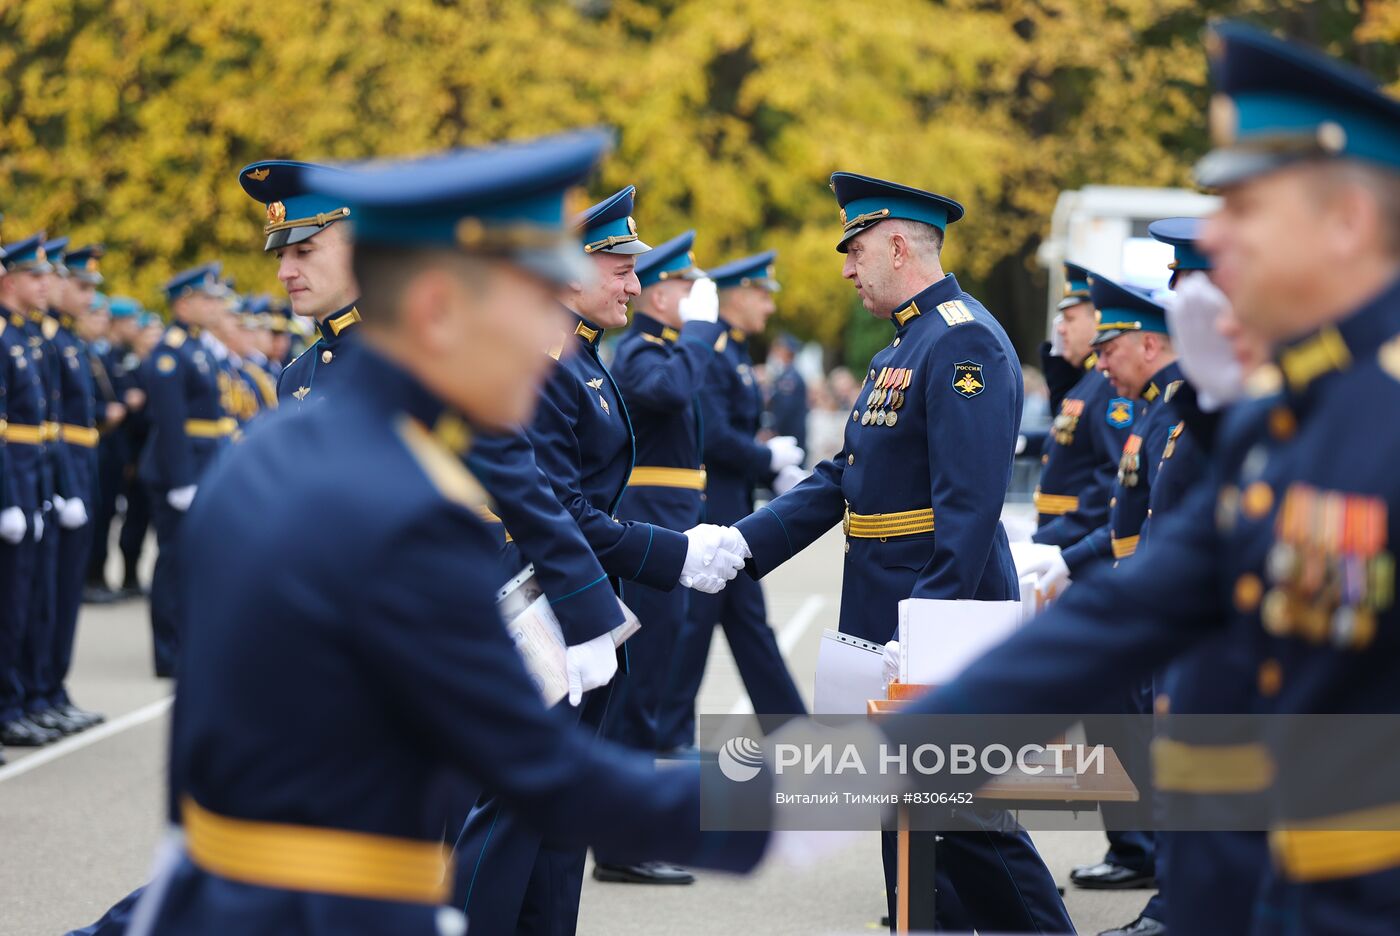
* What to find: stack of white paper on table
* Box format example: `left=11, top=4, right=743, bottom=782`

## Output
left=496, top=564, right=640, bottom=706
left=897, top=598, right=1023, bottom=686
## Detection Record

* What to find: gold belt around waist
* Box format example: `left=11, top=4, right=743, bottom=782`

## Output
left=43, top=421, right=61, bottom=441
left=1111, top=534, right=1140, bottom=559
left=1270, top=801, right=1400, bottom=882
left=843, top=506, right=935, bottom=539
left=182, top=796, right=452, bottom=905
left=60, top=424, right=100, bottom=447
left=185, top=417, right=238, bottom=438
left=1034, top=491, right=1081, bottom=516
left=627, top=466, right=707, bottom=491
left=1151, top=738, right=1275, bottom=794
left=4, top=422, right=47, bottom=445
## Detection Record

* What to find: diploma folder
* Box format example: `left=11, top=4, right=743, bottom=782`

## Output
left=495, top=564, right=640, bottom=706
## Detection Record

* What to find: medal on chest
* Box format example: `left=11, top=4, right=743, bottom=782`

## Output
left=1117, top=434, right=1143, bottom=487
left=862, top=366, right=912, bottom=427
left=1053, top=398, right=1084, bottom=445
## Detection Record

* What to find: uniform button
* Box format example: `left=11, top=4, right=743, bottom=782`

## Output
left=869, top=368, right=876, bottom=379
left=1109, top=496, right=1117, bottom=508
left=1269, top=407, right=1297, bottom=440
left=893, top=337, right=901, bottom=347
left=1242, top=481, right=1274, bottom=519
left=853, top=411, right=859, bottom=422
left=1041, top=454, right=1048, bottom=465
left=847, top=454, right=855, bottom=466
left=1154, top=694, right=1170, bottom=716
left=1147, top=508, right=1153, bottom=517
left=321, top=350, right=333, bottom=364
left=844, top=541, right=850, bottom=554
left=1258, top=659, right=1283, bottom=697
left=1234, top=573, right=1264, bottom=613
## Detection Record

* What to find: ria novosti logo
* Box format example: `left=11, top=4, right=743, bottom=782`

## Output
left=718, top=736, right=764, bottom=782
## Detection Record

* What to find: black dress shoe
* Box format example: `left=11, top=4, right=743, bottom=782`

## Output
left=592, top=861, right=695, bottom=885
left=1, top=717, right=60, bottom=746
left=1069, top=861, right=1157, bottom=890
left=1098, top=914, right=1167, bottom=936
left=61, top=704, right=105, bottom=729
left=120, top=580, right=147, bottom=599
left=31, top=708, right=84, bottom=735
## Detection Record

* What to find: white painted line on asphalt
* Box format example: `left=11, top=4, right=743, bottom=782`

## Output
left=728, top=594, right=827, bottom=716
left=0, top=695, right=173, bottom=784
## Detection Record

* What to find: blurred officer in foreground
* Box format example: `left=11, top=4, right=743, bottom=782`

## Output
left=656, top=250, right=809, bottom=756
left=132, top=129, right=772, bottom=936
left=139, top=263, right=232, bottom=677
left=882, top=22, right=1400, bottom=933
left=725, top=174, right=1072, bottom=932
left=238, top=161, right=359, bottom=407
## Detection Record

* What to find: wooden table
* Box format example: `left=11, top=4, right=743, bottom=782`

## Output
left=870, top=686, right=1139, bottom=933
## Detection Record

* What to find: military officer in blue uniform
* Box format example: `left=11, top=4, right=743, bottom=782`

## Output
left=725, top=173, right=1072, bottom=933
left=133, top=129, right=772, bottom=936
left=140, top=262, right=233, bottom=677
left=592, top=229, right=727, bottom=885
left=84, top=290, right=133, bottom=603
left=455, top=186, right=749, bottom=933
left=237, top=160, right=360, bottom=407
left=1031, top=261, right=1137, bottom=551
left=0, top=235, right=62, bottom=748
left=656, top=250, right=809, bottom=755
left=34, top=242, right=105, bottom=733
left=766, top=333, right=809, bottom=451
left=881, top=22, right=1400, bottom=933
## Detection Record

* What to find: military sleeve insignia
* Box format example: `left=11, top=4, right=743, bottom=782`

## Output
left=155, top=353, right=177, bottom=375
left=951, top=361, right=984, bottom=397
left=1107, top=397, right=1134, bottom=428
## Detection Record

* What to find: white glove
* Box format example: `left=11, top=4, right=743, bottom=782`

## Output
left=1049, top=313, right=1066, bottom=358
left=565, top=631, right=618, bottom=707
left=167, top=485, right=197, bottom=512
left=59, top=497, right=88, bottom=529
left=678, top=277, right=719, bottom=324
left=773, top=464, right=806, bottom=496
left=33, top=511, right=44, bottom=543
left=0, top=507, right=26, bottom=544
left=53, top=494, right=67, bottom=514
left=767, top=436, right=804, bottom=473
left=881, top=640, right=902, bottom=686
left=1013, top=542, right=1071, bottom=598
left=714, top=525, right=752, bottom=560
left=680, top=524, right=745, bottom=589
left=1165, top=273, right=1242, bottom=412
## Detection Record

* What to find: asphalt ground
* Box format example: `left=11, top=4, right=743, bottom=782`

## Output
left=4, top=527, right=1158, bottom=935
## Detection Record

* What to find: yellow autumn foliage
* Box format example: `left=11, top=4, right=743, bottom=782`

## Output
left=0, top=0, right=1393, bottom=360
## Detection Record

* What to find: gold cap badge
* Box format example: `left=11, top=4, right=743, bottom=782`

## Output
left=266, top=201, right=286, bottom=225
left=246, top=167, right=271, bottom=182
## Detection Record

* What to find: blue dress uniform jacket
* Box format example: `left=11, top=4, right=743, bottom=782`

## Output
left=467, top=428, right=623, bottom=646
left=146, top=346, right=767, bottom=936
left=700, top=323, right=772, bottom=525
left=527, top=312, right=689, bottom=589
left=736, top=274, right=1022, bottom=644
left=1032, top=356, right=1135, bottom=548
left=137, top=325, right=231, bottom=490
left=611, top=312, right=725, bottom=534
left=891, top=274, right=1400, bottom=933
left=606, top=311, right=725, bottom=752
left=275, top=303, right=360, bottom=408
